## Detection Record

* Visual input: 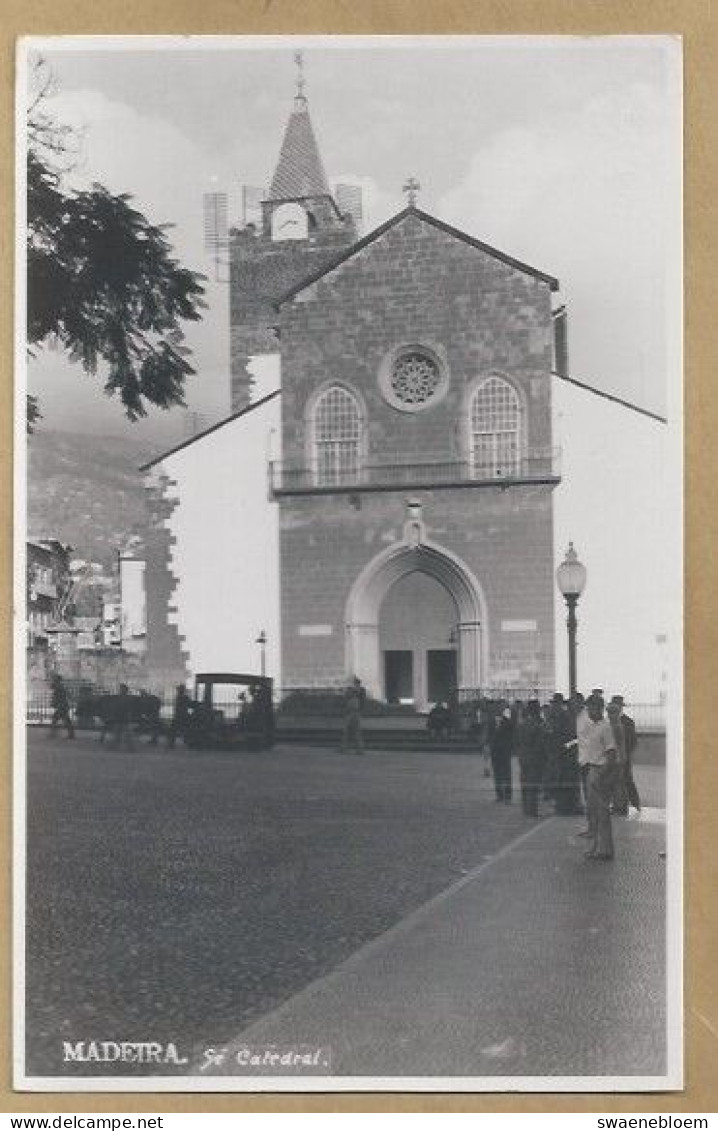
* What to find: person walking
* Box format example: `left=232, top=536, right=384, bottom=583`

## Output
left=49, top=673, right=75, bottom=739
left=579, top=694, right=618, bottom=861
left=516, top=699, right=546, bottom=818
left=489, top=705, right=514, bottom=803
left=167, top=684, right=191, bottom=748
left=610, top=694, right=641, bottom=813
left=342, top=676, right=365, bottom=755
left=111, top=683, right=135, bottom=751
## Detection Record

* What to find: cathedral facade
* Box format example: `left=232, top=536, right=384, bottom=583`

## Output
left=144, top=73, right=562, bottom=703
left=273, top=206, right=560, bottom=702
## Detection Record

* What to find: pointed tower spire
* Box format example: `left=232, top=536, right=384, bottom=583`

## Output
left=294, top=50, right=306, bottom=107
left=268, top=54, right=331, bottom=201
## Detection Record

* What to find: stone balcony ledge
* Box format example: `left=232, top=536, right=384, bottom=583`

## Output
left=269, top=451, right=561, bottom=496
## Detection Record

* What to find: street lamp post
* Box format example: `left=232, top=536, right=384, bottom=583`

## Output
left=256, top=630, right=267, bottom=677
left=556, top=542, right=587, bottom=699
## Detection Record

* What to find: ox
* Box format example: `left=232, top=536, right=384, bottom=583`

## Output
left=83, top=691, right=163, bottom=746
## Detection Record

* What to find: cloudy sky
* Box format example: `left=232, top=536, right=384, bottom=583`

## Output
left=24, top=36, right=680, bottom=438
left=21, top=36, right=682, bottom=698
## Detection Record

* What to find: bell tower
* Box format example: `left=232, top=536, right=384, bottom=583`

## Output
left=230, top=54, right=359, bottom=411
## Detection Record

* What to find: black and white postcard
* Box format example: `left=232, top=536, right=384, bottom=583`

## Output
left=15, top=35, right=683, bottom=1092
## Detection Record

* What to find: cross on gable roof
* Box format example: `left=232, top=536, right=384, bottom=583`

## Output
left=277, top=205, right=560, bottom=305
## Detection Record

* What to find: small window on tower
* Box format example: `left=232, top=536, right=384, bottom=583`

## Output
left=271, top=202, right=308, bottom=241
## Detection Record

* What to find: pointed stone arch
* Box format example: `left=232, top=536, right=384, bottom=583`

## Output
left=344, top=538, right=487, bottom=701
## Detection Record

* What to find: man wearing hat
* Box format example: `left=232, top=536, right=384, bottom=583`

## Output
left=516, top=699, right=547, bottom=818
left=610, top=695, right=641, bottom=814
left=489, top=702, right=515, bottom=804
left=546, top=692, right=581, bottom=815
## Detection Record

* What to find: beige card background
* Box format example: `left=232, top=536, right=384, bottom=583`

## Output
left=2, top=0, right=714, bottom=1115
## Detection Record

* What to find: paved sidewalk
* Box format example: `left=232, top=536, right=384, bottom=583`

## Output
left=202, top=804, right=668, bottom=1082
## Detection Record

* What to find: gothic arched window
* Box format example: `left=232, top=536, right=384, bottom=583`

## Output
left=470, top=376, right=521, bottom=477
left=313, top=386, right=362, bottom=486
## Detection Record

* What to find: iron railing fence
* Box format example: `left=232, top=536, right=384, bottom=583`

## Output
left=25, top=686, right=667, bottom=733
left=456, top=687, right=554, bottom=705
left=624, top=702, right=667, bottom=732
left=277, top=688, right=418, bottom=718
left=27, top=688, right=272, bottom=729
left=270, top=451, right=561, bottom=494
left=27, top=687, right=175, bottom=727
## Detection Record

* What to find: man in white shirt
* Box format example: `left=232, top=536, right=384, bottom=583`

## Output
left=577, top=694, right=618, bottom=860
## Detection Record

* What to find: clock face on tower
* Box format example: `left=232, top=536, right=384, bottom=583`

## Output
left=271, top=202, right=308, bottom=242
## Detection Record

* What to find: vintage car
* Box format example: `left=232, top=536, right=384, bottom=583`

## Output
left=182, top=672, right=275, bottom=751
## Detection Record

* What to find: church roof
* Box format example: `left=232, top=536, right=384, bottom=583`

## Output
left=140, top=375, right=662, bottom=473
left=140, top=390, right=281, bottom=471
left=278, top=206, right=560, bottom=304
left=268, top=94, right=331, bottom=202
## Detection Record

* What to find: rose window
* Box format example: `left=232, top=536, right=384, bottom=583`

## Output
left=379, top=344, right=449, bottom=413
left=390, top=353, right=441, bottom=406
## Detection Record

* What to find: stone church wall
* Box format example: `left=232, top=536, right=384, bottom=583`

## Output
left=277, top=211, right=557, bottom=694
left=279, top=212, right=555, bottom=472
left=279, top=486, right=555, bottom=694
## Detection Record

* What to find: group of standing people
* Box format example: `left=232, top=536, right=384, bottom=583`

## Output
left=488, top=689, right=640, bottom=861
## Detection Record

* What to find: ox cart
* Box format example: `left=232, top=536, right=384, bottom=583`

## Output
left=77, top=687, right=163, bottom=744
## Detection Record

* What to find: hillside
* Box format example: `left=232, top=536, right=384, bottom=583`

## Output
left=26, top=430, right=158, bottom=568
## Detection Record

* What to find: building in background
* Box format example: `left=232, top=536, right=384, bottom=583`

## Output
left=118, top=551, right=147, bottom=655
left=143, top=392, right=281, bottom=686
left=26, top=539, right=72, bottom=648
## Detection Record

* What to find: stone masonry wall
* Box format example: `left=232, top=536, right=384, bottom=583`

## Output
left=280, top=486, right=555, bottom=692
left=278, top=211, right=557, bottom=692
left=142, top=468, right=191, bottom=689
left=279, top=212, right=555, bottom=468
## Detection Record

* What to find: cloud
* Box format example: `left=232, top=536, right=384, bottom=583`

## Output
left=49, top=89, right=222, bottom=263
left=438, top=83, right=677, bottom=416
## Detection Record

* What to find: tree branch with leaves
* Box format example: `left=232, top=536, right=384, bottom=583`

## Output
left=26, top=60, right=206, bottom=430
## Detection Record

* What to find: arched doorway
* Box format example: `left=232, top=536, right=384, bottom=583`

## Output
left=345, top=539, right=486, bottom=707
left=379, top=570, right=458, bottom=707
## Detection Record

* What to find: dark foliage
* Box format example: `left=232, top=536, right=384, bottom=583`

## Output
left=26, top=119, right=206, bottom=429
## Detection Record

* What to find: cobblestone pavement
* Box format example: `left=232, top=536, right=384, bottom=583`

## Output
left=220, top=806, right=668, bottom=1082
left=24, top=733, right=666, bottom=1079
